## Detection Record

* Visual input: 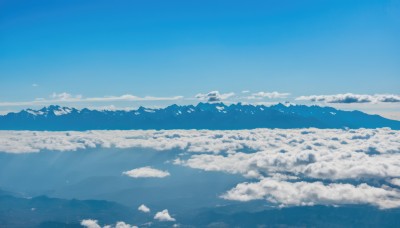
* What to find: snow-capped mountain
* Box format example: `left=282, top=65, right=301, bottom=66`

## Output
left=25, top=106, right=74, bottom=117
left=0, top=103, right=399, bottom=130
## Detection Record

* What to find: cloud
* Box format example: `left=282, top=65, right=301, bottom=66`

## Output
left=154, top=209, right=176, bottom=222
left=177, top=129, right=400, bottom=181
left=81, top=220, right=138, bottom=228
left=390, top=178, right=400, bottom=187
left=81, top=219, right=101, bottom=228
left=2, top=128, right=400, bottom=209
left=221, top=178, right=400, bottom=209
left=296, top=93, right=400, bottom=103
left=115, top=222, right=137, bottom=228
left=1, top=129, right=399, bottom=182
left=123, top=167, right=170, bottom=178
left=0, top=93, right=184, bottom=107
left=86, top=94, right=183, bottom=102
left=241, top=90, right=250, bottom=94
left=138, top=204, right=150, bottom=213
left=377, top=94, right=400, bottom=103
left=247, top=91, right=290, bottom=100
left=32, top=83, right=38, bottom=87
left=195, top=91, right=235, bottom=102
left=51, top=92, right=82, bottom=101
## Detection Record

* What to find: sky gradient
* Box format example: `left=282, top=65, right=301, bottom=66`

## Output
left=0, top=0, right=399, bottom=118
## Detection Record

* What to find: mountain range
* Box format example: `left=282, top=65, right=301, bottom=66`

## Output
left=0, top=103, right=399, bottom=130
left=1, top=191, right=400, bottom=227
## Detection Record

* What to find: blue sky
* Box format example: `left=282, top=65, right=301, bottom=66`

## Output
left=0, top=0, right=399, bottom=118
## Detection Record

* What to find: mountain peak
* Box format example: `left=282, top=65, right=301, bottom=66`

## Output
left=23, top=105, right=75, bottom=116
left=2, top=103, right=399, bottom=130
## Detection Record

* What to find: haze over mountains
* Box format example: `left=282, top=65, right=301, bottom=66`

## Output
left=1, top=103, right=399, bottom=130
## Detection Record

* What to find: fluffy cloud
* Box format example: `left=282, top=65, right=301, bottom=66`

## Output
left=154, top=209, right=176, bottom=222
left=114, top=222, right=137, bottom=228
left=81, top=220, right=138, bottom=228
left=2, top=128, right=397, bottom=155
left=222, top=178, right=400, bottom=209
left=390, top=178, right=400, bottom=187
left=378, top=94, right=400, bottom=102
left=1, top=129, right=399, bottom=180
left=138, top=204, right=150, bottom=213
left=247, top=91, right=290, bottom=100
left=296, top=93, right=400, bottom=103
left=123, top=167, right=170, bottom=178
left=81, top=219, right=101, bottom=228
left=179, top=148, right=400, bottom=181
left=195, top=91, right=235, bottom=102
left=1, top=129, right=400, bottom=209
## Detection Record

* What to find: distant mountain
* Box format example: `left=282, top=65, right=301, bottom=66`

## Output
left=0, top=193, right=140, bottom=228
left=3, top=191, right=400, bottom=228
left=0, top=103, right=399, bottom=130
left=185, top=205, right=400, bottom=227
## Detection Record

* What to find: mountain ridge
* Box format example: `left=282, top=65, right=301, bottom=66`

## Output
left=0, top=103, right=399, bottom=130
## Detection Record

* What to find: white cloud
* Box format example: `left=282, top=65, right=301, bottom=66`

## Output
left=81, top=219, right=101, bottom=228
left=0, top=129, right=400, bottom=182
left=115, top=222, right=137, bottom=228
left=177, top=129, right=400, bottom=181
left=378, top=94, right=400, bottom=103
left=1, top=129, right=399, bottom=182
left=2, top=129, right=400, bottom=209
left=390, top=178, right=400, bottom=187
left=32, top=83, right=38, bottom=87
left=0, top=93, right=184, bottom=107
left=87, top=105, right=126, bottom=112
left=296, top=93, right=400, bottom=103
left=51, top=92, right=82, bottom=101
left=138, top=204, right=150, bottom=213
left=81, top=220, right=137, bottom=228
left=195, top=91, right=235, bottom=102
left=247, top=91, right=290, bottom=100
left=154, top=209, right=176, bottom=222
left=222, top=178, right=400, bottom=209
left=86, top=94, right=183, bottom=102
left=241, top=90, right=250, bottom=94
left=123, top=167, right=170, bottom=178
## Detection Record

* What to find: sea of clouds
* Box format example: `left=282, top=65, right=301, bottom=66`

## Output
left=1, top=128, right=399, bottom=209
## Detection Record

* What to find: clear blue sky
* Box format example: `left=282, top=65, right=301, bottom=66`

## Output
left=0, top=0, right=399, bottom=117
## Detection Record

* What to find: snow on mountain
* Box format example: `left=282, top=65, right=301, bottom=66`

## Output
left=0, top=103, right=399, bottom=130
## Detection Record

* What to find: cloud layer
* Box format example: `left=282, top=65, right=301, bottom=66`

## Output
left=1, top=128, right=400, bottom=209
left=222, top=178, right=400, bottom=209
left=0, top=92, right=184, bottom=107
left=296, top=93, right=400, bottom=103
